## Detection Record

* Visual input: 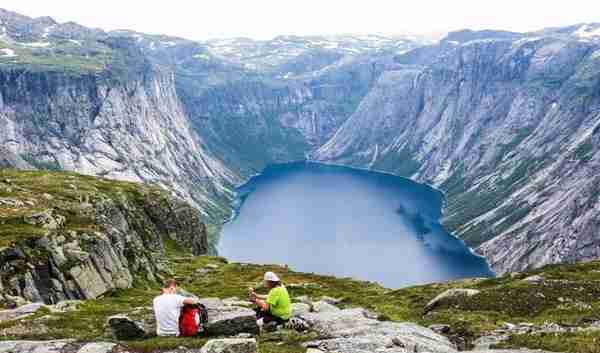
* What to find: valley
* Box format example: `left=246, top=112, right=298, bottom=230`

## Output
left=1, top=6, right=600, bottom=353
left=1, top=9, right=599, bottom=275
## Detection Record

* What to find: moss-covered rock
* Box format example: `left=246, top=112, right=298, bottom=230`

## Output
left=0, top=169, right=209, bottom=304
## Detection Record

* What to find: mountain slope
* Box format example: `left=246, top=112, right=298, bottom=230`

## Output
left=0, top=11, right=238, bottom=220
left=316, top=31, right=600, bottom=274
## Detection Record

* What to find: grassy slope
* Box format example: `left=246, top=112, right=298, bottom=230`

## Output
left=0, top=169, right=172, bottom=248
left=0, top=38, right=111, bottom=73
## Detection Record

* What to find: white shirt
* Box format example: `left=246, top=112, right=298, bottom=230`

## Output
left=153, top=294, right=186, bottom=336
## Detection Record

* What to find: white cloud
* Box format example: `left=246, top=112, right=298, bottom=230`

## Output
left=1, top=0, right=599, bottom=40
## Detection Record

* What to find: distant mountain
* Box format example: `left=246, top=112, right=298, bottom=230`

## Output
left=2, top=8, right=600, bottom=274
left=204, top=34, right=427, bottom=75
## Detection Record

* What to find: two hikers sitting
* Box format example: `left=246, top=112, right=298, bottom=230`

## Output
left=249, top=271, right=291, bottom=331
left=153, top=272, right=291, bottom=337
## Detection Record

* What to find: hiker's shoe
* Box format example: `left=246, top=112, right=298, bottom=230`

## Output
left=264, top=321, right=279, bottom=332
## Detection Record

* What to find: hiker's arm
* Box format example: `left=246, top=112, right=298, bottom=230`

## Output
left=255, top=298, right=269, bottom=311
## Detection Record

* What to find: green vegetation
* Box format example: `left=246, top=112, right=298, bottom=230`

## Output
left=373, top=146, right=420, bottom=177
left=0, top=169, right=169, bottom=247
left=574, top=140, right=594, bottom=163
left=0, top=40, right=112, bottom=74
left=441, top=158, right=546, bottom=247
left=498, top=331, right=600, bottom=353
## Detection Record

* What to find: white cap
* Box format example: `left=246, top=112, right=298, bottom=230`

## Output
left=264, top=271, right=280, bottom=282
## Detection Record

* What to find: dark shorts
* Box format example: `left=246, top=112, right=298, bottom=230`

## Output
left=255, top=307, right=288, bottom=325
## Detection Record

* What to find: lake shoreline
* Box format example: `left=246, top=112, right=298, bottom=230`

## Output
left=218, top=161, right=494, bottom=288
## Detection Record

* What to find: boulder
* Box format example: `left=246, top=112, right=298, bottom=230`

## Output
left=76, top=342, right=117, bottom=353
left=223, top=297, right=253, bottom=307
left=320, top=296, right=342, bottom=305
left=49, top=300, right=83, bottom=313
left=200, top=338, right=257, bottom=353
left=294, top=295, right=312, bottom=304
left=425, top=289, right=480, bottom=311
left=107, top=315, right=148, bottom=340
left=428, top=324, right=451, bottom=334
left=292, top=302, right=312, bottom=316
left=0, top=198, right=24, bottom=208
left=0, top=302, right=45, bottom=322
left=301, top=308, right=457, bottom=353
left=23, top=209, right=65, bottom=230
left=472, top=335, right=510, bottom=350
left=0, top=341, right=119, bottom=353
left=200, top=298, right=259, bottom=336
left=0, top=340, right=70, bottom=353
left=523, top=275, right=544, bottom=283
left=312, top=300, right=340, bottom=313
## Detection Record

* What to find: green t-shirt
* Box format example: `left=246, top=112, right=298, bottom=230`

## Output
left=266, top=285, right=291, bottom=320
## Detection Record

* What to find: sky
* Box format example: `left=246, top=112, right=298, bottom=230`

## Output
left=1, top=0, right=599, bottom=40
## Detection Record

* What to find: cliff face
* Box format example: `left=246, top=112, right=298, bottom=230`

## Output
left=178, top=55, right=390, bottom=176
left=0, top=170, right=208, bottom=304
left=0, top=39, right=237, bottom=219
left=316, top=35, right=600, bottom=274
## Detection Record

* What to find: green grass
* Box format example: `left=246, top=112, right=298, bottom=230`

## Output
left=574, top=140, right=594, bottom=163
left=498, top=331, right=600, bottom=353
left=0, top=168, right=177, bottom=250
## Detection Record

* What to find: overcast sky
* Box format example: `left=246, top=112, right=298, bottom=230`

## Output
left=2, top=0, right=599, bottom=40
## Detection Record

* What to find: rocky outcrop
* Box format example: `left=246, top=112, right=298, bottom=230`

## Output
left=200, top=338, right=257, bottom=353
left=0, top=42, right=237, bottom=220
left=107, top=315, right=147, bottom=340
left=198, top=298, right=259, bottom=336
left=300, top=307, right=457, bottom=352
left=0, top=341, right=118, bottom=353
left=0, top=172, right=209, bottom=305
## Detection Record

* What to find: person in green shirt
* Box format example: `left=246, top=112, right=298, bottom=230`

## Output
left=249, top=271, right=291, bottom=330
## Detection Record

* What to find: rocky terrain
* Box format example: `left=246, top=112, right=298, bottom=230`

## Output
left=0, top=169, right=209, bottom=305
left=3, top=227, right=600, bottom=352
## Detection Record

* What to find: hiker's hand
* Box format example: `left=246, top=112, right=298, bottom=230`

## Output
left=248, top=287, right=255, bottom=294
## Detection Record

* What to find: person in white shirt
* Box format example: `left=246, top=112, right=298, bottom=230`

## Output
left=153, top=279, right=198, bottom=336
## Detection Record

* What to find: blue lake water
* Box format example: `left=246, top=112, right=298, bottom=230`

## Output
left=218, top=162, right=493, bottom=288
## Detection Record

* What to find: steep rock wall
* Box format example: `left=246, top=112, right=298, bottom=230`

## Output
left=316, top=38, right=600, bottom=274
left=0, top=54, right=237, bottom=220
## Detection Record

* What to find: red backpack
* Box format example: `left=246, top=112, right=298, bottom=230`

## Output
left=179, top=304, right=208, bottom=337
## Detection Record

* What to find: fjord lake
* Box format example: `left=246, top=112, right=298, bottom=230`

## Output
left=218, top=162, right=493, bottom=288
